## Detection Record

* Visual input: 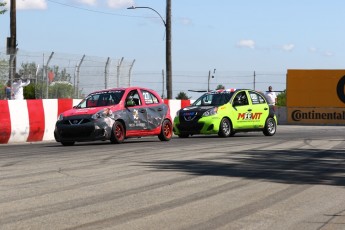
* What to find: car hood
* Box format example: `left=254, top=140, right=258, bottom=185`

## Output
left=62, top=105, right=121, bottom=117
left=180, top=105, right=216, bottom=115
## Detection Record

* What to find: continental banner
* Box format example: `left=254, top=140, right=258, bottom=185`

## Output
left=287, top=69, right=345, bottom=107
left=288, top=107, right=345, bottom=125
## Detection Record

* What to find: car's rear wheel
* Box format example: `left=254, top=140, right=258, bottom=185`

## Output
left=110, top=121, right=125, bottom=144
left=218, top=118, right=231, bottom=137
left=263, top=117, right=276, bottom=136
left=61, top=141, right=75, bottom=146
left=158, top=119, right=173, bottom=141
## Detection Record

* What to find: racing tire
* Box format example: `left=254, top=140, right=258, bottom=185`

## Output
left=178, top=134, right=189, bottom=138
left=61, top=141, right=75, bottom=146
left=158, top=119, right=173, bottom=141
left=218, top=118, right=231, bottom=137
left=110, top=121, right=125, bottom=144
left=263, top=117, right=276, bottom=136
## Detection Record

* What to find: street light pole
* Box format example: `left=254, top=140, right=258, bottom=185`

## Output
left=8, top=0, right=17, bottom=81
left=165, top=0, right=172, bottom=99
left=127, top=0, right=172, bottom=99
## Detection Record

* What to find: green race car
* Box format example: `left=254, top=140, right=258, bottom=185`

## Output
left=173, top=89, right=277, bottom=138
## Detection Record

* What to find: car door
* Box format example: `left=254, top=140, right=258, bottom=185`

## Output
left=248, top=91, right=269, bottom=129
left=140, top=89, right=166, bottom=131
left=124, top=90, right=148, bottom=133
left=229, top=91, right=253, bottom=129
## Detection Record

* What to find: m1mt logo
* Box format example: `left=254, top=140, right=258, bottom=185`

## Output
left=237, top=112, right=262, bottom=120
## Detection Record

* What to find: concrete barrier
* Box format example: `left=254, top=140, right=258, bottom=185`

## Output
left=0, top=99, right=287, bottom=144
left=0, top=99, right=194, bottom=144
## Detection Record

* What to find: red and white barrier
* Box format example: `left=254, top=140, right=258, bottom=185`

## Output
left=0, top=99, right=193, bottom=144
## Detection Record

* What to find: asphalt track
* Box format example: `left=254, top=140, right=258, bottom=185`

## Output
left=1, top=125, right=345, bottom=230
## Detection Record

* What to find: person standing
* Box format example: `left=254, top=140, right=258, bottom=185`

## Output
left=4, top=81, right=12, bottom=100
left=265, top=85, right=277, bottom=105
left=12, top=74, right=30, bottom=100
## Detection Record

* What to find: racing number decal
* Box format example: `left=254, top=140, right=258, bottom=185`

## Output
left=337, top=75, right=345, bottom=104
left=237, top=112, right=262, bottom=120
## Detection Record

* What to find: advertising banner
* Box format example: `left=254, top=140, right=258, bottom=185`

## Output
left=288, top=107, right=345, bottom=125
left=287, top=69, right=345, bottom=125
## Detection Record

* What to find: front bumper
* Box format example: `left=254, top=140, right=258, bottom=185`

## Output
left=173, top=116, right=221, bottom=135
left=54, top=118, right=113, bottom=143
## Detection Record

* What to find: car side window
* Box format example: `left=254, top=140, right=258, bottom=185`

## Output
left=249, top=92, right=265, bottom=105
left=249, top=92, right=266, bottom=104
left=142, top=90, right=159, bottom=104
left=233, top=91, right=249, bottom=106
left=86, top=95, right=99, bottom=107
left=126, top=90, right=142, bottom=106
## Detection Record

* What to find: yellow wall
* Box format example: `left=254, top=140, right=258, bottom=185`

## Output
left=287, top=69, right=345, bottom=107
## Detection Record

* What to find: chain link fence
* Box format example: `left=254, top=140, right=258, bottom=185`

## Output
left=0, top=48, right=135, bottom=99
left=1, top=49, right=287, bottom=100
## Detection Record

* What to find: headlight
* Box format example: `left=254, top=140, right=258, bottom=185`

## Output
left=57, top=114, right=64, bottom=121
left=91, top=108, right=113, bottom=120
left=202, top=107, right=218, bottom=117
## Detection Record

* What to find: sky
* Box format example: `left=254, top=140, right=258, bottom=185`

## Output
left=1, top=0, right=345, bottom=98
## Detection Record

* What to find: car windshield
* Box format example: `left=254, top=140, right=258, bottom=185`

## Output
left=192, top=92, right=234, bottom=106
left=76, top=90, right=125, bottom=108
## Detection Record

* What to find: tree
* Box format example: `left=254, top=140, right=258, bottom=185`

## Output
left=0, top=2, right=7, bottom=15
left=175, top=91, right=191, bottom=100
left=49, top=82, right=74, bottom=99
left=276, top=90, right=286, bottom=106
left=0, top=59, right=9, bottom=83
left=50, top=65, right=71, bottom=82
left=24, top=83, right=36, bottom=99
left=19, top=62, right=39, bottom=79
left=18, top=62, right=74, bottom=99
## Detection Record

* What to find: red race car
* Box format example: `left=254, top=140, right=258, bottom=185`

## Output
left=54, top=87, right=173, bottom=146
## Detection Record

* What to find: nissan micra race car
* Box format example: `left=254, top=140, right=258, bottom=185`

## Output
left=54, top=87, right=173, bottom=146
left=173, top=89, right=277, bottom=138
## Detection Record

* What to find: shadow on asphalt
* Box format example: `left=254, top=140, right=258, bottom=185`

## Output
left=143, top=148, right=345, bottom=186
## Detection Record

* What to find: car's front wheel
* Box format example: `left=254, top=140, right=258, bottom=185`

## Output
left=263, top=117, right=276, bottom=136
left=218, top=118, right=231, bottom=137
left=110, top=121, right=125, bottom=144
left=158, top=119, right=173, bottom=141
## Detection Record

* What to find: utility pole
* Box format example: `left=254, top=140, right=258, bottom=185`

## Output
left=208, top=68, right=216, bottom=92
left=8, top=0, right=17, bottom=80
left=253, top=71, right=256, bottom=90
left=166, top=0, right=172, bottom=99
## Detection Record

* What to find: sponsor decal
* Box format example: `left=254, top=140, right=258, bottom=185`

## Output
left=129, top=109, right=146, bottom=128
left=237, top=112, right=262, bottom=120
left=291, top=110, right=345, bottom=121
left=183, top=111, right=197, bottom=121
left=133, top=109, right=139, bottom=120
